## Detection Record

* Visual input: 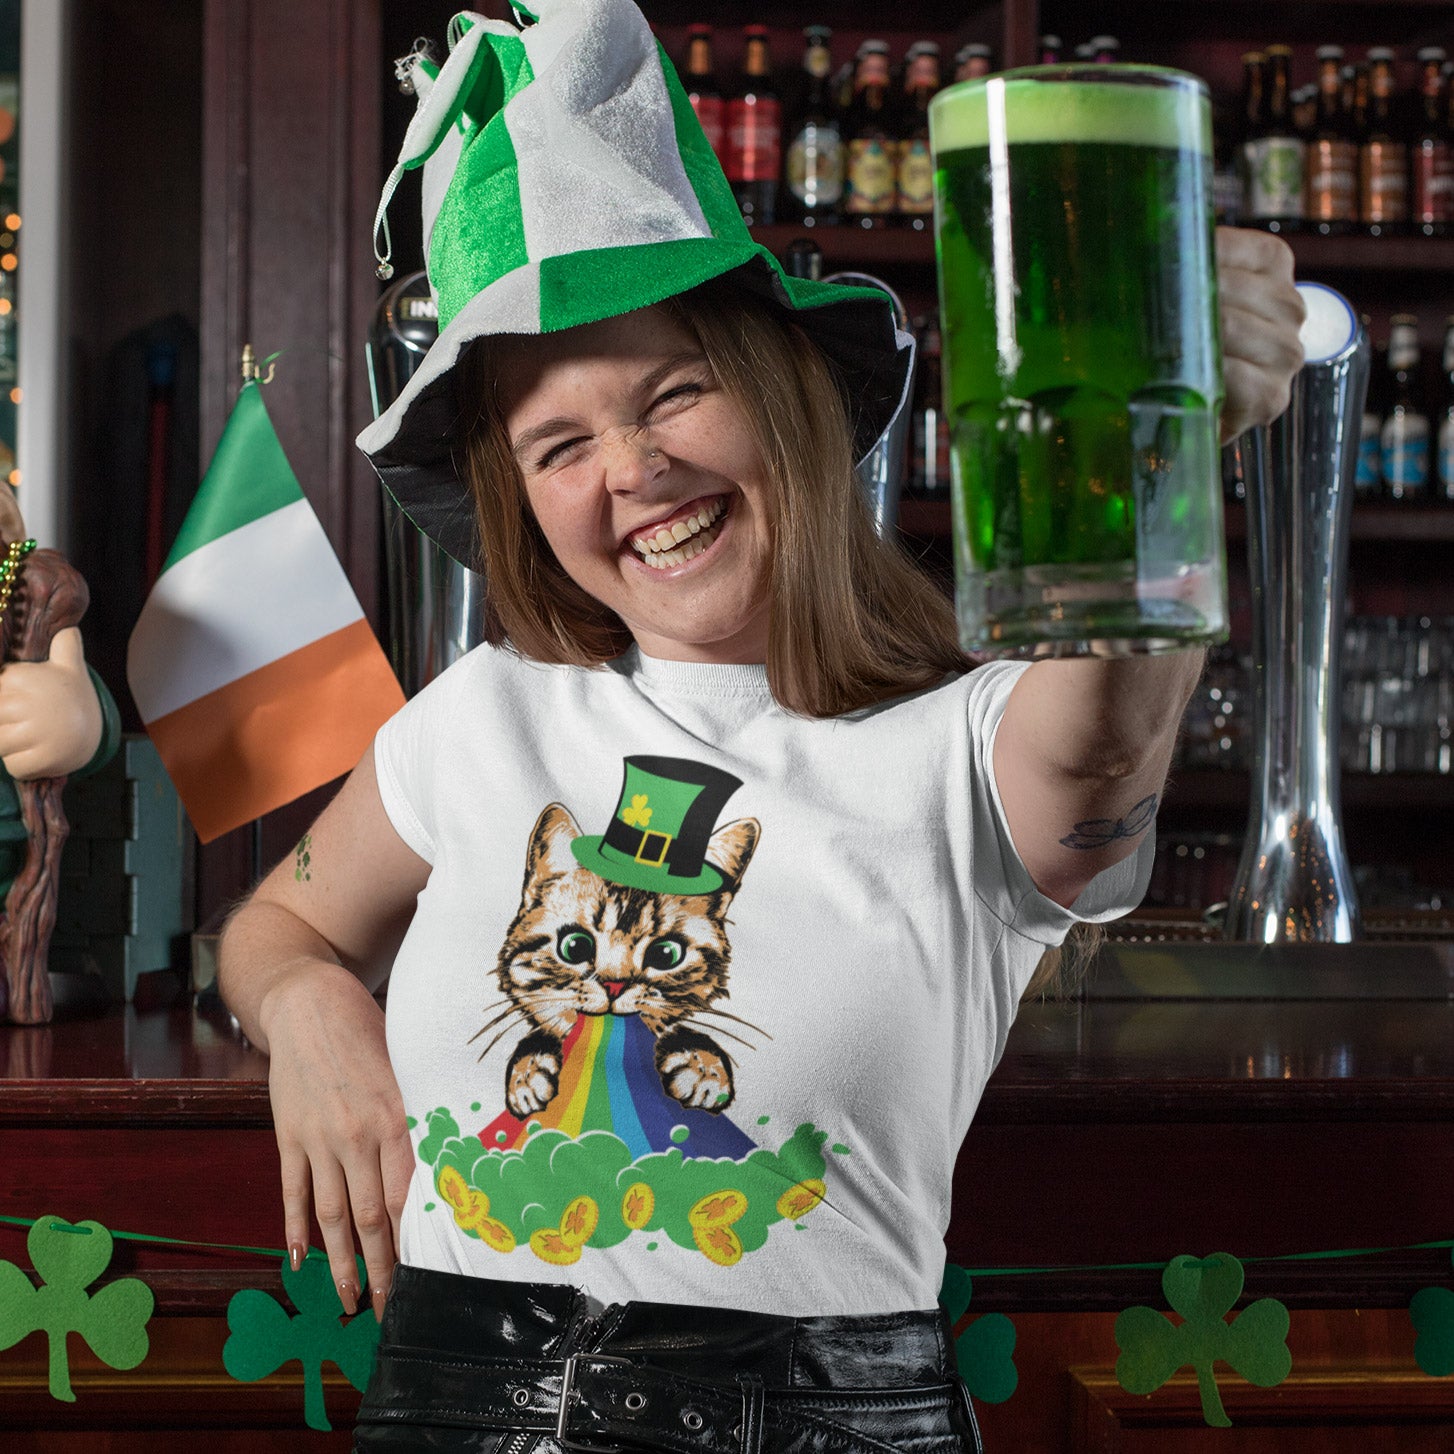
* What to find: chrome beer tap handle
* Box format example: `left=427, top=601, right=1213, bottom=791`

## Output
left=1224, top=283, right=1370, bottom=943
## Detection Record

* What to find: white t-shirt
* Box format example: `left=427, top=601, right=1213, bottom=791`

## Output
left=374, top=643, right=1152, bottom=1317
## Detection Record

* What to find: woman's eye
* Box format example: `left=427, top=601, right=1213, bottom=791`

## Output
left=557, top=928, right=595, bottom=964
left=535, top=437, right=588, bottom=470
left=644, top=936, right=685, bottom=970
left=647, top=383, right=701, bottom=416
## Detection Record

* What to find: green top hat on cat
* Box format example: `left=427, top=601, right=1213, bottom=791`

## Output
left=573, top=757, right=744, bottom=894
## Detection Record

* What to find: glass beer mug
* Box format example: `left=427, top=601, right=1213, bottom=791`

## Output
left=930, top=67, right=1228, bottom=655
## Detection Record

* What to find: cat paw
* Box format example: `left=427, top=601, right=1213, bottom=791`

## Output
left=659, top=1047, right=734, bottom=1112
left=506, top=1051, right=561, bottom=1117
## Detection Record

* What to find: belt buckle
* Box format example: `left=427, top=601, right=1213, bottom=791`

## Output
left=634, top=830, right=671, bottom=866
left=556, top=1352, right=631, bottom=1453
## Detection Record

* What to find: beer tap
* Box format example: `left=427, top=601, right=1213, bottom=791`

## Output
left=1224, top=283, right=1368, bottom=943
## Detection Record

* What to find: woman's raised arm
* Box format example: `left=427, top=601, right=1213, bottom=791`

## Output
left=218, top=748, right=431, bottom=1321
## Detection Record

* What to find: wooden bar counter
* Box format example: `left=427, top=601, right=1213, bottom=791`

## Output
left=4, top=937, right=1454, bottom=1451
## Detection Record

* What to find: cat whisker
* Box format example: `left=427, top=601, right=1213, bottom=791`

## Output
left=474, top=1017, right=530, bottom=1064
left=466, top=1003, right=529, bottom=1044
left=692, top=1006, right=773, bottom=1040
left=678, top=1019, right=756, bottom=1054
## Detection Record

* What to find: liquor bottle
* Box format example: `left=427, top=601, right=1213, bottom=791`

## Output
left=1038, top=35, right=1061, bottom=66
left=725, top=25, right=782, bottom=227
left=1293, top=85, right=1318, bottom=137
left=1237, top=53, right=1266, bottom=219
left=682, top=25, right=724, bottom=161
left=1381, top=315, right=1430, bottom=500
left=953, top=43, right=992, bottom=83
left=896, top=41, right=940, bottom=230
left=1361, top=47, right=1409, bottom=235
left=1306, top=45, right=1358, bottom=235
left=1437, top=319, right=1454, bottom=500
left=842, top=41, right=897, bottom=227
left=909, top=316, right=949, bottom=499
left=1413, top=46, right=1453, bottom=236
left=1246, top=45, right=1305, bottom=232
left=783, top=26, right=844, bottom=227
left=1212, top=93, right=1243, bottom=225
left=1088, top=35, right=1120, bottom=65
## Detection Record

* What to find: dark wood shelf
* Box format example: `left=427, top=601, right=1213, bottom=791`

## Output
left=752, top=224, right=1454, bottom=277
left=898, top=498, right=1454, bottom=543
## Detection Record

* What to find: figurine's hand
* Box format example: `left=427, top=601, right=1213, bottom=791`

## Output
left=1216, top=226, right=1307, bottom=444
left=0, top=628, right=103, bottom=781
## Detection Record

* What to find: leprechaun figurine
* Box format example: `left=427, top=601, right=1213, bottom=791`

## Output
left=0, top=485, right=120, bottom=1023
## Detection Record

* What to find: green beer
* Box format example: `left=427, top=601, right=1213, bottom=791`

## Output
left=930, top=69, right=1227, bottom=653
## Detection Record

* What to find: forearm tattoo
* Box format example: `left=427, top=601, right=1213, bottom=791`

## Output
left=1059, top=793, right=1158, bottom=851
left=294, top=833, right=313, bottom=883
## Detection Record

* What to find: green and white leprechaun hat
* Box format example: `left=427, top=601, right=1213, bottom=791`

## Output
left=356, top=0, right=915, bottom=570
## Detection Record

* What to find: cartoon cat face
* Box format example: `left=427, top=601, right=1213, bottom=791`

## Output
left=490, top=803, right=759, bottom=1045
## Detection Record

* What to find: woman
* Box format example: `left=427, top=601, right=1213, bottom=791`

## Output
left=219, top=4, right=1305, bottom=1450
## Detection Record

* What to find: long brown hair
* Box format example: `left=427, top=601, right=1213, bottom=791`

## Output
left=456, top=279, right=1095, bottom=997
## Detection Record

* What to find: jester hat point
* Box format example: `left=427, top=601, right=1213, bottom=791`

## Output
left=356, top=0, right=914, bottom=570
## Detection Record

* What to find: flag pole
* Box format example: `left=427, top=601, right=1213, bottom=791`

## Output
left=241, top=344, right=266, bottom=885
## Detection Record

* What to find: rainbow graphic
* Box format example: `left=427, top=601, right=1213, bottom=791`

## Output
left=477, top=1013, right=757, bottom=1160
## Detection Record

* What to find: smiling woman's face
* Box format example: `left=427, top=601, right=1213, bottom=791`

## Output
left=496, top=307, right=774, bottom=665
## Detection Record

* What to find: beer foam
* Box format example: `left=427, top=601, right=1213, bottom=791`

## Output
left=930, top=68, right=1211, bottom=156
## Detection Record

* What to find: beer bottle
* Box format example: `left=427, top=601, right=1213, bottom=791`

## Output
left=1212, top=93, right=1244, bottom=226
left=783, top=26, right=844, bottom=227
left=1038, top=35, right=1062, bottom=66
left=1360, top=48, right=1410, bottom=235
left=953, top=43, right=993, bottom=83
left=725, top=25, right=782, bottom=228
left=1437, top=319, right=1454, bottom=500
left=1293, top=85, right=1319, bottom=137
left=843, top=41, right=896, bottom=228
left=1413, top=47, right=1453, bottom=236
left=1307, top=45, right=1358, bottom=235
left=1088, top=35, right=1120, bottom=65
left=909, top=316, right=948, bottom=499
left=783, top=237, right=824, bottom=281
left=896, top=42, right=940, bottom=230
left=682, top=25, right=724, bottom=162
left=1247, top=45, right=1305, bottom=232
left=1381, top=315, right=1430, bottom=500
left=1237, top=53, right=1266, bottom=221
left=1356, top=321, right=1384, bottom=498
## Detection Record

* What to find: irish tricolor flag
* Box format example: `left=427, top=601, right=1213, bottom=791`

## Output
left=128, top=379, right=405, bottom=843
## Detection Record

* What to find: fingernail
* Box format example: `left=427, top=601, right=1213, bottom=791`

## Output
left=288, top=1242, right=303, bottom=1273
left=338, top=1279, right=359, bottom=1316
left=373, top=1284, right=389, bottom=1323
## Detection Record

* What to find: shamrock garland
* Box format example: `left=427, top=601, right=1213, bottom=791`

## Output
left=1411, top=1247, right=1454, bottom=1376
left=0, top=1217, right=154, bottom=1401
left=939, top=1262, right=1017, bottom=1404
left=1114, top=1252, right=1292, bottom=1427
left=223, top=1252, right=381, bottom=1432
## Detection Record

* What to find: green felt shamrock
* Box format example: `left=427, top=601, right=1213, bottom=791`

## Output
left=939, top=1263, right=1017, bottom=1404
left=0, top=1217, right=154, bottom=1402
left=1115, top=1252, right=1291, bottom=1427
left=223, top=1252, right=380, bottom=1432
left=1410, top=1249, right=1454, bottom=1377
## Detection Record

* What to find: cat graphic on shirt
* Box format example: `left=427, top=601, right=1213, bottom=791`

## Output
left=476, top=802, right=761, bottom=1119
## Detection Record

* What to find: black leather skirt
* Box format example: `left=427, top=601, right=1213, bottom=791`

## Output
left=353, top=1263, right=984, bottom=1454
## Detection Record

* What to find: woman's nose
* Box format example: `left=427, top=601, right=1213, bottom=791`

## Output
left=602, top=429, right=667, bottom=490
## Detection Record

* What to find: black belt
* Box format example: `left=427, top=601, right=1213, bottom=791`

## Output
left=362, top=1346, right=972, bottom=1454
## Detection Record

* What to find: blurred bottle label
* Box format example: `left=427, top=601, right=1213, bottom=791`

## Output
left=1356, top=414, right=1382, bottom=492
left=690, top=94, right=724, bottom=155
left=845, top=138, right=895, bottom=213
left=1381, top=412, right=1430, bottom=494
left=1361, top=142, right=1410, bottom=223
left=897, top=139, right=934, bottom=213
left=786, top=121, right=844, bottom=206
left=725, top=96, right=781, bottom=181
left=1307, top=139, right=1358, bottom=222
left=1245, top=137, right=1306, bottom=218
left=1414, top=139, right=1454, bottom=225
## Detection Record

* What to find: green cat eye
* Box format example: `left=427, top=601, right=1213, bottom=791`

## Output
left=645, top=937, right=685, bottom=970
left=557, top=928, right=595, bottom=964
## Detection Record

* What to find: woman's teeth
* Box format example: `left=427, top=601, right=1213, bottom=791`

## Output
left=630, top=497, right=728, bottom=570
